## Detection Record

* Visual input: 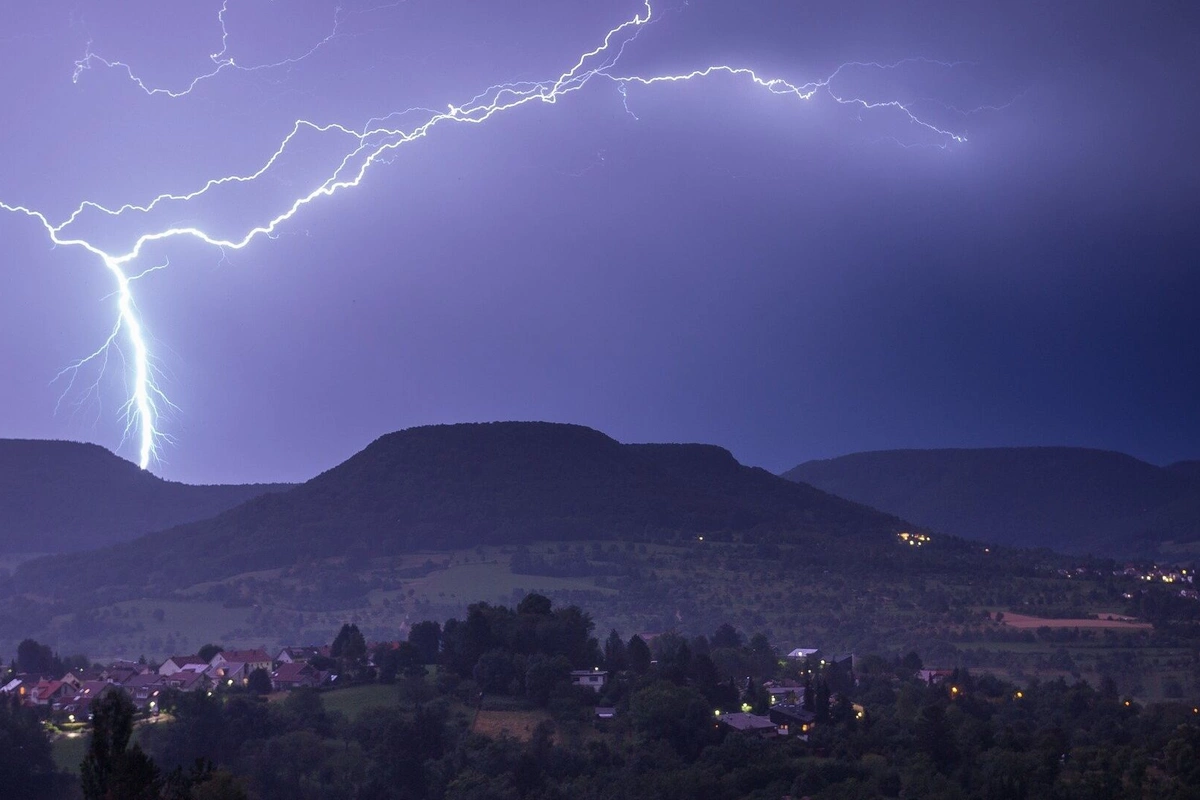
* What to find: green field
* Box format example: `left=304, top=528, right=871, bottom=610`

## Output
left=319, top=683, right=401, bottom=720
left=52, top=734, right=87, bottom=774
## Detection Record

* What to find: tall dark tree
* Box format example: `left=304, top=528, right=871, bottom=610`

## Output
left=81, top=690, right=162, bottom=800
left=0, top=695, right=61, bottom=800
left=628, top=635, right=652, bottom=675
left=331, top=623, right=367, bottom=663
left=408, top=620, right=441, bottom=663
left=16, top=638, right=60, bottom=676
left=603, top=629, right=628, bottom=673
left=246, top=667, right=272, bottom=695
left=711, top=623, right=743, bottom=650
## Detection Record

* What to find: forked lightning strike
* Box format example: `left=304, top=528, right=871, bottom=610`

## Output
left=1, top=1, right=968, bottom=470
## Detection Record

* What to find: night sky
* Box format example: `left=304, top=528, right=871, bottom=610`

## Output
left=1, top=0, right=1197, bottom=485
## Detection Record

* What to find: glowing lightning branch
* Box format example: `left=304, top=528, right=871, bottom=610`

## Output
left=71, top=0, right=348, bottom=97
left=1, top=1, right=970, bottom=470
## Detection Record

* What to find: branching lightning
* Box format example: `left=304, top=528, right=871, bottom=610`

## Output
left=1, top=0, right=971, bottom=470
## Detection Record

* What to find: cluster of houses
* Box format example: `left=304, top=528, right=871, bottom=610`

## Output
left=0, top=646, right=336, bottom=723
left=713, top=649, right=857, bottom=740
left=716, top=681, right=820, bottom=739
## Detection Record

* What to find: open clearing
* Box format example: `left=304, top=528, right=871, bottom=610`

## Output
left=471, top=709, right=552, bottom=741
left=1001, top=612, right=1153, bottom=630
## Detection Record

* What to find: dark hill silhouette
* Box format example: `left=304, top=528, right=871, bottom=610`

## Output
left=784, top=447, right=1200, bottom=556
left=10, top=422, right=910, bottom=600
left=0, top=439, right=293, bottom=553
left=1168, top=461, right=1200, bottom=482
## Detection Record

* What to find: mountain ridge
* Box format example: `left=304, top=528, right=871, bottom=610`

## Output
left=7, top=421, right=914, bottom=601
left=0, top=438, right=293, bottom=554
left=784, top=446, right=1200, bottom=556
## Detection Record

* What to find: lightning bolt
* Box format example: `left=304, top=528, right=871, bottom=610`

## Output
left=71, top=0, right=348, bottom=98
left=1, top=1, right=972, bottom=470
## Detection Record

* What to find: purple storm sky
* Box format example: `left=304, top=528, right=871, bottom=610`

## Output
left=1, top=0, right=1197, bottom=485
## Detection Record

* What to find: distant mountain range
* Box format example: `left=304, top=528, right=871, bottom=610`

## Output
left=785, top=447, right=1200, bottom=557
left=6, top=422, right=910, bottom=601
left=0, top=439, right=292, bottom=553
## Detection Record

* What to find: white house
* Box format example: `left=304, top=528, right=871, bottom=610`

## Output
left=570, top=669, right=608, bottom=691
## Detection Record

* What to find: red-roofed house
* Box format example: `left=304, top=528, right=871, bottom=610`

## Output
left=30, top=680, right=72, bottom=706
left=271, top=662, right=327, bottom=691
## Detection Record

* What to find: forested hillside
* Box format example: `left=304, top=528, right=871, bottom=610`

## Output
left=0, top=439, right=292, bottom=553
left=7, top=423, right=910, bottom=601
left=786, top=447, right=1200, bottom=556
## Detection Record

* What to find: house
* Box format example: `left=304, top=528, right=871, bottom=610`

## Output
left=271, top=661, right=327, bottom=691
left=122, top=673, right=166, bottom=711
left=0, top=678, right=26, bottom=699
left=275, top=646, right=325, bottom=665
left=765, top=682, right=806, bottom=706
left=787, top=648, right=820, bottom=660
left=719, top=712, right=778, bottom=737
left=58, top=681, right=115, bottom=716
left=101, top=663, right=147, bottom=685
left=211, top=649, right=272, bottom=674
left=163, top=668, right=212, bottom=693
left=29, top=680, right=72, bottom=706
left=570, top=669, right=608, bottom=692
left=594, top=707, right=617, bottom=720
left=159, top=655, right=209, bottom=676
left=59, top=671, right=93, bottom=690
left=769, top=704, right=817, bottom=737
left=208, top=661, right=250, bottom=687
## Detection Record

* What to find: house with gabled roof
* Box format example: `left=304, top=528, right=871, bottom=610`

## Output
left=163, top=668, right=212, bottom=693
left=275, top=646, right=325, bottom=665
left=29, top=680, right=72, bottom=706
left=271, top=661, right=328, bottom=691
left=159, top=655, right=209, bottom=676
left=1, top=678, right=28, bottom=701
left=208, top=661, right=250, bottom=687
left=122, top=672, right=166, bottom=710
left=211, top=649, right=272, bottom=674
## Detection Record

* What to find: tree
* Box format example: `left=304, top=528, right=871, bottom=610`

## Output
left=197, top=644, right=224, bottom=664
left=81, top=690, right=163, bottom=800
left=517, top=593, right=553, bottom=616
left=191, top=770, right=250, bottom=800
left=651, top=632, right=691, bottom=684
left=628, top=681, right=715, bottom=759
left=16, top=639, right=60, bottom=676
left=247, top=667, right=272, bottom=695
left=628, top=635, right=652, bottom=674
left=0, top=695, right=60, bottom=800
left=711, top=623, right=743, bottom=650
left=603, top=629, right=628, bottom=673
left=408, top=620, right=441, bottom=664
left=331, top=623, right=367, bottom=663
left=525, top=654, right=571, bottom=706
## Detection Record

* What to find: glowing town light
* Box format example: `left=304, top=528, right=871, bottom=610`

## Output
left=2, top=1, right=969, bottom=469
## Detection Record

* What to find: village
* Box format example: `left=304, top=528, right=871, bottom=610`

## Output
left=0, top=644, right=338, bottom=724
left=1, top=631, right=874, bottom=743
